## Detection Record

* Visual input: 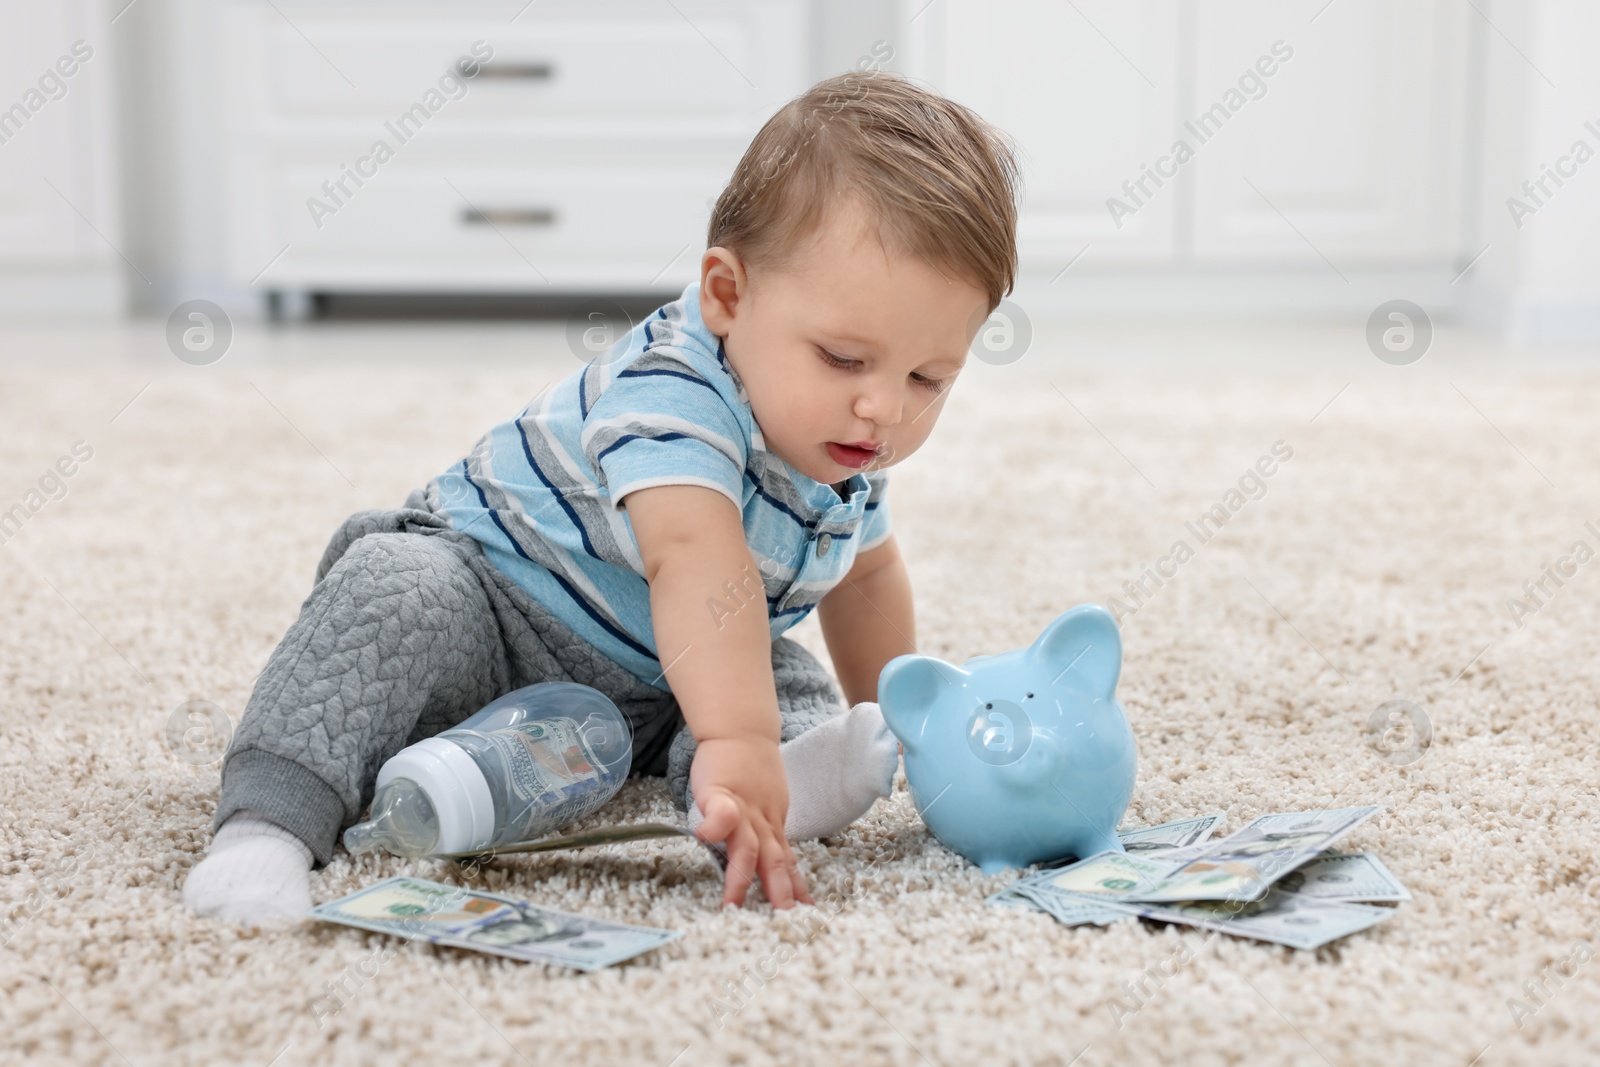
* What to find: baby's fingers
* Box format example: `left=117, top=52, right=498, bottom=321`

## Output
left=694, top=791, right=741, bottom=848
left=756, top=835, right=797, bottom=910
left=720, top=819, right=761, bottom=907
left=784, top=841, right=814, bottom=906
left=757, top=834, right=814, bottom=909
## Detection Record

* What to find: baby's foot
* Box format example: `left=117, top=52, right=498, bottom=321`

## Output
left=690, top=701, right=900, bottom=841
left=182, top=811, right=313, bottom=922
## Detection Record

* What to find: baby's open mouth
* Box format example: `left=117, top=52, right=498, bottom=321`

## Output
left=826, top=442, right=880, bottom=469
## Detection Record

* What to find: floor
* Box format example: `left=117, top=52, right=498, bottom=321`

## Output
left=3, top=314, right=1599, bottom=1066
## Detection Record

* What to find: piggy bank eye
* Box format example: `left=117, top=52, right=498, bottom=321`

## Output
left=966, top=699, right=1033, bottom=766
left=1025, top=692, right=1034, bottom=699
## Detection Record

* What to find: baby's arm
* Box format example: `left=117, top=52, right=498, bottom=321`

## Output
left=623, top=482, right=812, bottom=909
left=816, top=534, right=917, bottom=706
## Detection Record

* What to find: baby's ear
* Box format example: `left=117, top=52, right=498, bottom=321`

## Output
left=877, top=654, right=965, bottom=751
left=1028, top=605, right=1122, bottom=697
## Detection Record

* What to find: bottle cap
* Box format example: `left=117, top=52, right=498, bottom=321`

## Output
left=375, top=737, right=496, bottom=854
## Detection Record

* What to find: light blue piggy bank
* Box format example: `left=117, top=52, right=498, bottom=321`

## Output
left=877, top=605, right=1138, bottom=873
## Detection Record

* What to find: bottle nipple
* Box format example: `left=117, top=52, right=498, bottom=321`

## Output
left=341, top=778, right=442, bottom=858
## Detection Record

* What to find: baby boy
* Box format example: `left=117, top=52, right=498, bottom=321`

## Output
left=183, top=69, right=1019, bottom=917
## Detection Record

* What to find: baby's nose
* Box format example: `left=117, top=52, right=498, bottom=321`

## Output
left=855, top=387, right=901, bottom=425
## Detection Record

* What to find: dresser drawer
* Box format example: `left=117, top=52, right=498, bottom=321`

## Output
left=254, top=160, right=726, bottom=289
left=234, top=2, right=800, bottom=127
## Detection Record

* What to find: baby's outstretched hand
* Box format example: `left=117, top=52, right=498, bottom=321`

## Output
left=690, top=736, right=813, bottom=909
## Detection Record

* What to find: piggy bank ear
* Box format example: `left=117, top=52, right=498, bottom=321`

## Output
left=1029, top=604, right=1122, bottom=697
left=878, top=654, right=963, bottom=746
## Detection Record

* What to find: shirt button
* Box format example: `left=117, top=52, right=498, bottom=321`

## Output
left=816, top=533, right=832, bottom=557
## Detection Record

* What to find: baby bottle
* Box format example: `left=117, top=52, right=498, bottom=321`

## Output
left=342, top=681, right=632, bottom=858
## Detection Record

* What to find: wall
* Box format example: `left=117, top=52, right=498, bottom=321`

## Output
left=113, top=0, right=238, bottom=315
left=97, top=0, right=1600, bottom=337
left=1462, top=0, right=1600, bottom=342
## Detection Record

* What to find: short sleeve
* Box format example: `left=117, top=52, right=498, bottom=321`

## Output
left=580, top=348, right=748, bottom=512
left=858, top=471, right=892, bottom=551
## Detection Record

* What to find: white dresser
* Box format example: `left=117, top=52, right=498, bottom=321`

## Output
left=219, top=0, right=810, bottom=306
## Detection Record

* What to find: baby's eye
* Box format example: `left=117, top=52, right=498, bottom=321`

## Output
left=820, top=347, right=947, bottom=395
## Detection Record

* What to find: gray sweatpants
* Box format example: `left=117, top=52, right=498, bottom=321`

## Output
left=215, top=489, right=846, bottom=867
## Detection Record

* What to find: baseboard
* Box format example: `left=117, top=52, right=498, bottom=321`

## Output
left=0, top=268, right=126, bottom=319
left=1508, top=299, right=1600, bottom=345
left=1009, top=266, right=1466, bottom=323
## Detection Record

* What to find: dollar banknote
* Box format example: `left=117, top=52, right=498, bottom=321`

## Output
left=1273, top=851, right=1410, bottom=902
left=432, top=821, right=729, bottom=873
left=987, top=880, right=1135, bottom=926
left=1015, top=886, right=1135, bottom=926
left=1021, top=850, right=1176, bottom=901
left=988, top=849, right=1166, bottom=925
left=432, top=822, right=692, bottom=860
left=1116, top=813, right=1226, bottom=854
left=1123, top=889, right=1395, bottom=951
left=1032, top=814, right=1227, bottom=872
left=1001, top=850, right=1173, bottom=926
left=1008, top=828, right=1220, bottom=918
left=307, top=876, right=680, bottom=970
left=1125, top=807, right=1383, bottom=903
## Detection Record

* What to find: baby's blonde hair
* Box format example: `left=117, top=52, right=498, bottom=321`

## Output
left=707, top=70, right=1021, bottom=312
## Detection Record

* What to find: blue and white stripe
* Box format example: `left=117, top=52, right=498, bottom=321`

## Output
left=429, top=281, right=891, bottom=691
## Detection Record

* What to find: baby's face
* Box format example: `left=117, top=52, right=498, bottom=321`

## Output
left=700, top=196, right=990, bottom=486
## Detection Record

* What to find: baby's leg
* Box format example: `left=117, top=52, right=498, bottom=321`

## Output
left=184, top=532, right=508, bottom=920
left=667, top=637, right=900, bottom=841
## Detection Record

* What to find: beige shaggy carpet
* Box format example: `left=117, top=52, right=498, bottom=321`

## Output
left=3, top=319, right=1600, bottom=1067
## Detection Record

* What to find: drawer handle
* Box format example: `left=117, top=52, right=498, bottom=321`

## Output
left=478, top=61, right=555, bottom=81
left=461, top=207, right=558, bottom=227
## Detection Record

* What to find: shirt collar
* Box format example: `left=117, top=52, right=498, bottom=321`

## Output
left=672, top=281, right=870, bottom=518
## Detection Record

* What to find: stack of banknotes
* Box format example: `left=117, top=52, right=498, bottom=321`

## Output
left=988, top=807, right=1409, bottom=950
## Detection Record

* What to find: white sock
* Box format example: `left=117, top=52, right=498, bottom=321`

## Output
left=689, top=701, right=900, bottom=842
left=182, top=811, right=314, bottom=923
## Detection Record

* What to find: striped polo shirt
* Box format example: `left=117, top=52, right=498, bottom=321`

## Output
left=427, top=280, right=892, bottom=692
